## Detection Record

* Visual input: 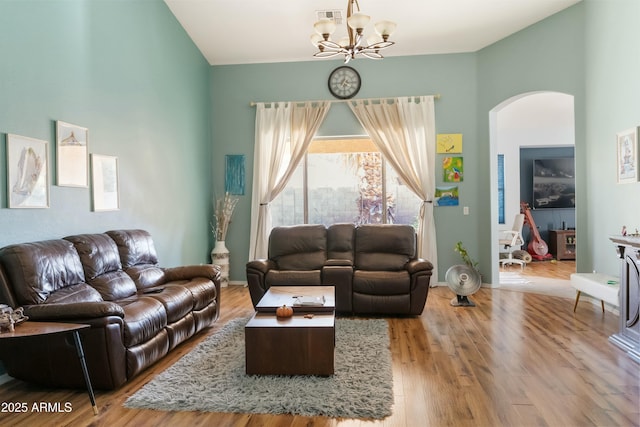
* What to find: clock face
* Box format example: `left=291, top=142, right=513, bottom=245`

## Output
left=328, top=66, right=361, bottom=99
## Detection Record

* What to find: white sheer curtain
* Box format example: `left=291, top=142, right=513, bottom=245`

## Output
left=249, top=101, right=331, bottom=260
left=349, top=96, right=438, bottom=282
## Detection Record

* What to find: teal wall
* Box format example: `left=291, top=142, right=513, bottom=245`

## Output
left=211, top=55, right=478, bottom=282
left=0, top=1, right=212, bottom=267
left=211, top=4, right=591, bottom=283
left=584, top=0, right=640, bottom=276
left=477, top=4, right=586, bottom=281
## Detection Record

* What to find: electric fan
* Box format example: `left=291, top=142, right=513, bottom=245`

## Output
left=445, top=264, right=482, bottom=307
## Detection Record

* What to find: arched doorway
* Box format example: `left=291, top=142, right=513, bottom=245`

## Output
left=489, top=92, right=575, bottom=286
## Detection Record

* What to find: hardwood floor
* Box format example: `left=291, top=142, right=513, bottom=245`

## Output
left=518, top=259, right=576, bottom=280
left=1, top=282, right=637, bottom=427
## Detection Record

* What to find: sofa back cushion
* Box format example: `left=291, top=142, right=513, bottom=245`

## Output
left=106, top=229, right=165, bottom=288
left=64, top=233, right=137, bottom=301
left=0, top=239, right=88, bottom=305
left=355, top=224, right=416, bottom=271
left=105, top=229, right=159, bottom=267
left=327, top=223, right=355, bottom=262
left=269, top=225, right=327, bottom=270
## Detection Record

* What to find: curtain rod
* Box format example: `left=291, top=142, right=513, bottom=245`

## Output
left=249, top=94, right=440, bottom=107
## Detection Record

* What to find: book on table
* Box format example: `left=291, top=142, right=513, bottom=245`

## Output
left=293, top=295, right=326, bottom=307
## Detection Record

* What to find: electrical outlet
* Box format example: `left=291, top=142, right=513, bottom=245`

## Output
left=463, top=206, right=469, bottom=215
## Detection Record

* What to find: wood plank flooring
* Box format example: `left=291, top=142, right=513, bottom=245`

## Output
left=518, top=259, right=576, bottom=280
left=1, top=278, right=638, bottom=427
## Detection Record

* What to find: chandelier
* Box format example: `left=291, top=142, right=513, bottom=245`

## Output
left=311, top=0, right=396, bottom=63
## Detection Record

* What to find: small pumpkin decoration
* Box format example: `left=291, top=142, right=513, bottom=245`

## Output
left=276, top=304, right=294, bottom=318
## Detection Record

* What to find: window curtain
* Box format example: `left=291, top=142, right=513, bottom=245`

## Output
left=249, top=101, right=331, bottom=260
left=348, top=96, right=438, bottom=283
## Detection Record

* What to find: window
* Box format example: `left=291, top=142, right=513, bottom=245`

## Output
left=271, top=138, right=420, bottom=228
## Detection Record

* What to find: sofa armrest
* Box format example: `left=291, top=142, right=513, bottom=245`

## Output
left=163, top=264, right=221, bottom=282
left=23, top=301, right=125, bottom=321
left=246, top=259, right=277, bottom=307
left=246, top=259, right=276, bottom=274
left=406, top=259, right=434, bottom=275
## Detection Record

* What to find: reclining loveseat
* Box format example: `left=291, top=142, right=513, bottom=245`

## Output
left=0, top=229, right=220, bottom=390
left=246, top=223, right=433, bottom=315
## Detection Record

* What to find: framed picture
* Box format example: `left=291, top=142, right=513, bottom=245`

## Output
left=435, top=185, right=459, bottom=206
left=91, top=154, right=119, bottom=211
left=56, top=121, right=88, bottom=187
left=617, top=127, right=638, bottom=184
left=6, top=134, right=49, bottom=208
left=443, top=156, right=463, bottom=182
left=225, top=154, right=245, bottom=195
left=436, top=133, right=463, bottom=154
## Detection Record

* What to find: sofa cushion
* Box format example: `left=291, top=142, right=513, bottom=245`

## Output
left=355, top=224, right=415, bottom=271
left=45, top=283, right=104, bottom=304
left=141, top=285, right=193, bottom=323
left=327, top=223, right=356, bottom=262
left=106, top=229, right=159, bottom=268
left=116, top=296, right=167, bottom=347
left=353, top=270, right=411, bottom=295
left=265, top=270, right=322, bottom=286
left=166, top=278, right=218, bottom=311
left=125, top=265, right=166, bottom=289
left=64, top=233, right=138, bottom=301
left=269, top=225, right=327, bottom=270
left=0, top=240, right=87, bottom=305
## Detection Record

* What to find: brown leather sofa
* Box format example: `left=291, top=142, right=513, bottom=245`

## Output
left=0, top=229, right=220, bottom=390
left=246, top=223, right=433, bottom=315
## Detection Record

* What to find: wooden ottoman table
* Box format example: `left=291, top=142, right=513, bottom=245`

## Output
left=245, top=286, right=335, bottom=376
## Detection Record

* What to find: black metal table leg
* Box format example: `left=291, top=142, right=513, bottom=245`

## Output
left=72, top=330, right=99, bottom=415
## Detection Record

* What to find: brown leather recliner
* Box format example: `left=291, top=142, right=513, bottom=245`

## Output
left=246, top=223, right=433, bottom=315
left=0, top=230, right=220, bottom=390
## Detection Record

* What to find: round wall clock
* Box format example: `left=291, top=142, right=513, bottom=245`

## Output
left=328, top=66, right=361, bottom=99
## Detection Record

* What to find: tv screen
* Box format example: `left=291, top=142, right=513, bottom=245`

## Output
left=532, top=158, right=575, bottom=209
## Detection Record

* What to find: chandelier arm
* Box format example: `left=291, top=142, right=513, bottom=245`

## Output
left=314, top=51, right=344, bottom=59
left=364, top=41, right=395, bottom=51
left=359, top=51, right=384, bottom=60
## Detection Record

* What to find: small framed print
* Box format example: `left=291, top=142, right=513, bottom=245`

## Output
left=225, top=154, right=245, bottom=195
left=436, top=133, right=463, bottom=154
left=617, top=127, right=638, bottom=184
left=7, top=134, right=49, bottom=208
left=91, top=154, right=119, bottom=211
left=56, top=121, right=88, bottom=187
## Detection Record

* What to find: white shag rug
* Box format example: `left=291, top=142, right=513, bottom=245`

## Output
left=125, top=316, right=393, bottom=419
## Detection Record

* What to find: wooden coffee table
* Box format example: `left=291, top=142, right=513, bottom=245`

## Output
left=245, top=286, right=335, bottom=375
left=0, top=321, right=98, bottom=415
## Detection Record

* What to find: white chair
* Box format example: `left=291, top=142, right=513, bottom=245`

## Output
left=499, top=213, right=526, bottom=269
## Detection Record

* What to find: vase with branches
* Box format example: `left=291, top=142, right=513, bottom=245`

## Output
left=210, top=193, right=238, bottom=287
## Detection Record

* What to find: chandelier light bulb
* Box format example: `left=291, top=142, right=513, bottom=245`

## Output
left=314, top=18, right=336, bottom=39
left=374, top=20, right=397, bottom=40
left=310, top=33, right=323, bottom=47
left=347, top=12, right=371, bottom=33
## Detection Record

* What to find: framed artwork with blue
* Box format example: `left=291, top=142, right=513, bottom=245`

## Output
left=225, top=155, right=245, bottom=195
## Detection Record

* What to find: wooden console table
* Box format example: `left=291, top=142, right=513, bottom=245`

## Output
left=0, top=322, right=99, bottom=415
left=549, top=230, right=576, bottom=260
left=609, top=236, right=640, bottom=363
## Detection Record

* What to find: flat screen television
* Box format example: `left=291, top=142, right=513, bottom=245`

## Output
left=532, top=158, right=575, bottom=209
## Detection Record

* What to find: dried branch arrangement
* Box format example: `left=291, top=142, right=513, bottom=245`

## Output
left=211, top=193, right=239, bottom=241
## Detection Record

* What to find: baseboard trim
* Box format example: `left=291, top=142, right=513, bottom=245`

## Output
left=229, top=280, right=247, bottom=287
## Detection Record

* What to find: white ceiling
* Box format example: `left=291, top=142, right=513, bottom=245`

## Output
left=164, top=0, right=581, bottom=66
